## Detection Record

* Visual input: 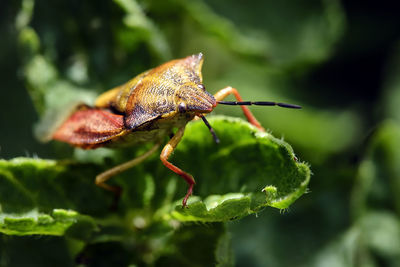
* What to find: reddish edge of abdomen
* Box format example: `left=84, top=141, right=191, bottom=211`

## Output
left=52, top=108, right=125, bottom=149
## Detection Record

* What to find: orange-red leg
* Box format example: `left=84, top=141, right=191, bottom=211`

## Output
left=214, top=86, right=265, bottom=131
left=160, top=126, right=195, bottom=207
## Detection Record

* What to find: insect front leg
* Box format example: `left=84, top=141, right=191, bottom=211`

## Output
left=214, top=86, right=265, bottom=131
left=95, top=143, right=160, bottom=198
left=160, top=126, right=195, bottom=207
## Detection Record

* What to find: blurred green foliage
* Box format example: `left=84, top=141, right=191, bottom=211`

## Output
left=1, top=0, right=400, bottom=266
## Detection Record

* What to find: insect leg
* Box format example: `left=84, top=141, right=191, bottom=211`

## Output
left=95, top=143, right=160, bottom=194
left=214, top=86, right=265, bottom=131
left=160, top=126, right=195, bottom=207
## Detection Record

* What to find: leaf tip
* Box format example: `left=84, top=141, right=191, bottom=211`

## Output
left=261, top=186, right=278, bottom=203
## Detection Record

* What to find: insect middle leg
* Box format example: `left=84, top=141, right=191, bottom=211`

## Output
left=95, top=143, right=160, bottom=195
left=214, top=86, right=265, bottom=131
left=160, top=126, right=195, bottom=207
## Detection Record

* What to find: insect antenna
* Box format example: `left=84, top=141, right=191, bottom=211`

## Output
left=217, top=101, right=301, bottom=109
left=200, top=115, right=220, bottom=144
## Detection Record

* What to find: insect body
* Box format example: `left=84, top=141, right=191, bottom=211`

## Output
left=52, top=53, right=300, bottom=207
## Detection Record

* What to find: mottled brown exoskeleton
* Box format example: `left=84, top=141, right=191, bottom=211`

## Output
left=51, top=53, right=300, bottom=207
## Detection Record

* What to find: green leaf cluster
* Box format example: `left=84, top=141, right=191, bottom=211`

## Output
left=0, top=115, right=309, bottom=264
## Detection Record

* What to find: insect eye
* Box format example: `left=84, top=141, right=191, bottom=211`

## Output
left=178, top=102, right=186, bottom=112
left=198, top=84, right=205, bottom=90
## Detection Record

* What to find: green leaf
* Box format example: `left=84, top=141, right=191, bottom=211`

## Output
left=0, top=158, right=102, bottom=238
left=0, top=209, right=97, bottom=238
left=160, top=116, right=311, bottom=222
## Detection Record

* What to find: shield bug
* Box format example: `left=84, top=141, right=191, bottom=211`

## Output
left=50, top=53, right=301, bottom=207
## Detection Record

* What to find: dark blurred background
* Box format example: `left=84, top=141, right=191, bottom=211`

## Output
left=1, top=0, right=400, bottom=266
